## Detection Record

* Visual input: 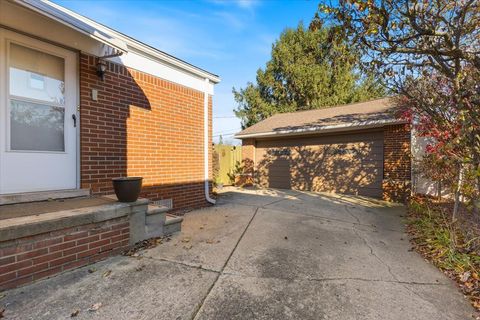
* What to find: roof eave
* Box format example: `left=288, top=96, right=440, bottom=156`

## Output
left=234, top=119, right=408, bottom=140
left=16, top=0, right=220, bottom=83
left=16, top=0, right=129, bottom=52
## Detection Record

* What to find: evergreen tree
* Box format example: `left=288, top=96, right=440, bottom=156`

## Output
left=233, top=16, right=384, bottom=129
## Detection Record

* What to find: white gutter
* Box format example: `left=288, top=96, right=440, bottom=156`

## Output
left=235, top=119, right=408, bottom=139
left=204, top=79, right=216, bottom=204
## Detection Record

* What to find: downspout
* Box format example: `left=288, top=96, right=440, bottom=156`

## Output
left=204, top=78, right=216, bottom=204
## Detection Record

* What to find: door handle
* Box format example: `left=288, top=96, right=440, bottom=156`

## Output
left=72, top=114, right=77, bottom=127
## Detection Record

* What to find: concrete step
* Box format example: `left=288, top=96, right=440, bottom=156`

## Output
left=145, top=204, right=169, bottom=238
left=0, top=189, right=90, bottom=205
left=163, top=214, right=183, bottom=235
left=147, top=204, right=169, bottom=216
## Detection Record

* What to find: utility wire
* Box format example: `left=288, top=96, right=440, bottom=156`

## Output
left=212, top=129, right=239, bottom=135
left=213, top=133, right=237, bottom=137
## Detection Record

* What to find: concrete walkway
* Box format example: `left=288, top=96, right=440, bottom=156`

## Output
left=2, top=188, right=475, bottom=319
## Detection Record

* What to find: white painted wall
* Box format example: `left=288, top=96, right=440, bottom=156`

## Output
left=411, top=127, right=451, bottom=197
left=0, top=0, right=215, bottom=94
left=109, top=53, right=214, bottom=95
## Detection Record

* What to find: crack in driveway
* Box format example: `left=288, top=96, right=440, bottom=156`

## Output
left=221, top=271, right=446, bottom=286
left=191, top=206, right=260, bottom=320
left=345, top=205, right=449, bottom=315
left=141, top=254, right=447, bottom=287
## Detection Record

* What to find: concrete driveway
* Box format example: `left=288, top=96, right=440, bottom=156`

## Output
left=2, top=188, right=475, bottom=319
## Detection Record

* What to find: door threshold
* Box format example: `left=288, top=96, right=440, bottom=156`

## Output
left=0, top=189, right=90, bottom=205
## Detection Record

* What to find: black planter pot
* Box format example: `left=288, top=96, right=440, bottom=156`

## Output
left=112, top=177, right=143, bottom=202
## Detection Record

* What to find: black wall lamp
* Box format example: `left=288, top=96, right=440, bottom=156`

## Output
left=96, top=58, right=107, bottom=81
left=95, top=49, right=124, bottom=81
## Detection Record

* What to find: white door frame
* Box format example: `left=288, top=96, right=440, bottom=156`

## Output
left=0, top=28, right=79, bottom=194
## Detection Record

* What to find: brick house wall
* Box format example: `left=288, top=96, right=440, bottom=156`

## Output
left=0, top=217, right=129, bottom=291
left=79, top=54, right=213, bottom=210
left=382, top=124, right=412, bottom=202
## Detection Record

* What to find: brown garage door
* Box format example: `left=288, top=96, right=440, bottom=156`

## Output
left=255, top=130, right=384, bottom=198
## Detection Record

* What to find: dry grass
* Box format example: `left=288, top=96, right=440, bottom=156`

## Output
left=407, top=196, right=480, bottom=312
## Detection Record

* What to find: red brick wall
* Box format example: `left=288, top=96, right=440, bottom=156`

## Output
left=79, top=54, right=213, bottom=210
left=0, top=217, right=129, bottom=291
left=383, top=124, right=412, bottom=202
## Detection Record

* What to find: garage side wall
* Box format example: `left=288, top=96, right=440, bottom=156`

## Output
left=382, top=124, right=412, bottom=202
left=239, top=139, right=255, bottom=186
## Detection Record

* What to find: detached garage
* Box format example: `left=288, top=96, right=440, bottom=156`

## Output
left=235, top=98, right=412, bottom=202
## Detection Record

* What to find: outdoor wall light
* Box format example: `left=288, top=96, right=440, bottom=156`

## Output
left=96, top=58, right=107, bottom=81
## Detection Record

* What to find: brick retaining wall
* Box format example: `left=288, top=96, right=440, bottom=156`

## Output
left=0, top=217, right=129, bottom=291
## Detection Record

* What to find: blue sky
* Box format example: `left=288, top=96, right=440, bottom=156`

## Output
left=55, top=0, right=320, bottom=144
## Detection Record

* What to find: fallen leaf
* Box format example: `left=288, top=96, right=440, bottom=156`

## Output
left=102, top=270, right=112, bottom=278
left=183, top=244, right=193, bottom=250
left=461, top=271, right=471, bottom=283
left=88, top=303, right=102, bottom=312
left=181, top=237, right=191, bottom=243
left=71, top=309, right=80, bottom=317
left=474, top=300, right=480, bottom=309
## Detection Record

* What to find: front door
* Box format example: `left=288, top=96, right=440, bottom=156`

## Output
left=0, top=29, right=78, bottom=194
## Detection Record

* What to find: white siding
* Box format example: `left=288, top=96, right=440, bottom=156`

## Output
left=411, top=127, right=451, bottom=197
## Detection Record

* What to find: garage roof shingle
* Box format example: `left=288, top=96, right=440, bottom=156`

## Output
left=235, top=98, right=404, bottom=139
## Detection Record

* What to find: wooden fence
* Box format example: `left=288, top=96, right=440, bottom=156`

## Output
left=213, top=144, right=242, bottom=186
